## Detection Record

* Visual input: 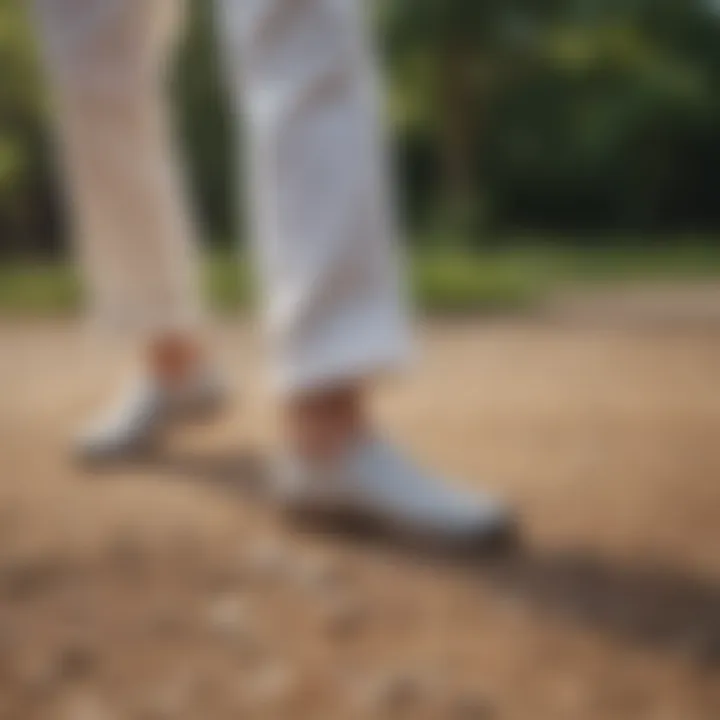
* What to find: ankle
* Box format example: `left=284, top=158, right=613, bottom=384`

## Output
left=284, top=386, right=367, bottom=462
left=146, top=333, right=205, bottom=389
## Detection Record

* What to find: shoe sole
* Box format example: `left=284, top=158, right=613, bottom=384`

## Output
left=280, top=497, right=521, bottom=556
left=75, top=393, right=228, bottom=467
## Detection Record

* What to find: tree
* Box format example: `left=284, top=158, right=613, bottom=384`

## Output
left=0, top=0, right=57, bottom=257
left=381, top=0, right=561, bottom=238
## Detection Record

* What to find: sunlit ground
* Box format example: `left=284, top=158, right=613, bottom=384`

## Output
left=0, top=282, right=718, bottom=719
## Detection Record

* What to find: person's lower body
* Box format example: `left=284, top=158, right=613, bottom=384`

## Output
left=33, top=0, right=515, bottom=548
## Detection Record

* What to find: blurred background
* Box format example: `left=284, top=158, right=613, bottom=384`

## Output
left=3, top=0, right=720, bottom=311
left=1, top=2, right=719, bottom=719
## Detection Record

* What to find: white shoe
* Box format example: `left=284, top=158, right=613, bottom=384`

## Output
left=76, top=371, right=225, bottom=462
left=273, top=438, right=516, bottom=549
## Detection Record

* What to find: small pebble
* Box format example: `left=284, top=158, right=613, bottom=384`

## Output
left=204, top=561, right=246, bottom=592
left=107, top=531, right=147, bottom=573
left=20, top=656, right=59, bottom=698
left=450, top=692, right=496, bottom=720
left=322, top=594, right=368, bottom=640
left=0, top=556, right=63, bottom=601
left=61, top=692, right=114, bottom=720
left=359, top=672, right=425, bottom=715
left=139, top=683, right=191, bottom=719
left=242, top=541, right=289, bottom=584
left=23, top=637, right=100, bottom=692
left=246, top=662, right=298, bottom=708
left=205, top=595, right=262, bottom=659
left=147, top=607, right=185, bottom=638
left=295, top=554, right=347, bottom=593
left=57, top=639, right=98, bottom=680
left=205, top=595, right=251, bottom=637
left=0, top=622, right=17, bottom=654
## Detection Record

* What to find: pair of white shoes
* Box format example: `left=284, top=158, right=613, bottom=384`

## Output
left=78, top=373, right=516, bottom=550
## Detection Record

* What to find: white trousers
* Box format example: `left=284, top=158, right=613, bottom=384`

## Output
left=33, top=0, right=411, bottom=394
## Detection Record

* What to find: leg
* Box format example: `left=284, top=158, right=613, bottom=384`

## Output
left=217, top=0, right=410, bottom=394
left=33, top=0, right=201, bottom=335
left=219, top=0, right=514, bottom=547
left=33, top=0, right=221, bottom=459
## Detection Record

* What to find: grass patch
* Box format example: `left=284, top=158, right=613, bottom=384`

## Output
left=412, top=250, right=551, bottom=313
left=0, top=263, right=81, bottom=315
left=1, top=241, right=719, bottom=317
left=203, top=255, right=255, bottom=313
left=550, top=242, right=720, bottom=282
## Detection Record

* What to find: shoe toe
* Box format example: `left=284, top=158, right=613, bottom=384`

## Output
left=74, top=426, right=154, bottom=464
left=457, top=500, right=519, bottom=551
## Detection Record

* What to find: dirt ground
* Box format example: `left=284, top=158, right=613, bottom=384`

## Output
left=0, top=288, right=719, bottom=719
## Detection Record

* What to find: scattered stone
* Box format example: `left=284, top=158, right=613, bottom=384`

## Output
left=449, top=691, right=496, bottom=720
left=107, top=531, right=147, bottom=574
left=57, top=638, right=99, bottom=681
left=0, top=621, right=18, bottom=654
left=322, top=594, right=368, bottom=640
left=206, top=595, right=251, bottom=636
left=550, top=675, right=588, bottom=716
left=359, top=672, right=425, bottom=715
left=21, top=636, right=99, bottom=695
left=0, top=501, right=21, bottom=543
left=147, top=607, right=185, bottom=638
left=246, top=662, right=298, bottom=709
left=61, top=691, right=114, bottom=720
left=204, top=561, right=245, bottom=592
left=139, top=681, right=192, bottom=719
left=0, top=556, right=65, bottom=601
left=204, top=594, right=262, bottom=659
left=295, top=553, right=347, bottom=594
left=60, top=595, right=95, bottom=632
left=242, top=540, right=289, bottom=584
left=19, top=655, right=60, bottom=699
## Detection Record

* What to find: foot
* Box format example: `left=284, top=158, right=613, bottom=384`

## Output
left=75, top=371, right=225, bottom=463
left=273, top=437, right=516, bottom=550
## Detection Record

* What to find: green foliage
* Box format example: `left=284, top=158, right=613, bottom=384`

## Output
left=383, top=0, right=720, bottom=235
left=172, top=0, right=236, bottom=247
left=412, top=249, right=549, bottom=312
left=4, top=242, right=720, bottom=317
left=0, top=263, right=81, bottom=314
left=0, top=0, right=57, bottom=255
left=2, top=0, right=720, bottom=254
left=202, top=254, right=255, bottom=313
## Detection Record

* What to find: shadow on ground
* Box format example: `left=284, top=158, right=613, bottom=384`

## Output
left=99, top=448, right=720, bottom=671
left=476, top=550, right=720, bottom=668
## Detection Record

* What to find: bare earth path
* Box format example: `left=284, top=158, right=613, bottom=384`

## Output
left=1, top=295, right=719, bottom=719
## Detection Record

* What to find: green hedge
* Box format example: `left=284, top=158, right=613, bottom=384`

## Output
left=2, top=243, right=720, bottom=317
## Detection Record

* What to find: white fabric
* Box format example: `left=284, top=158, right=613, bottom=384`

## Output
left=33, top=0, right=411, bottom=394
left=33, top=0, right=202, bottom=335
